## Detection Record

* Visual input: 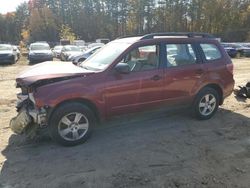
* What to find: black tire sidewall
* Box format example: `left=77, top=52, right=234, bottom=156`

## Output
left=49, top=102, right=95, bottom=146
left=193, top=87, right=219, bottom=120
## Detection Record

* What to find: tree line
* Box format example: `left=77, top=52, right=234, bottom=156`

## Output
left=0, top=0, right=250, bottom=45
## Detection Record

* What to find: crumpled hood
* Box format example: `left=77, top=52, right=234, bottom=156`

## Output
left=17, top=61, right=95, bottom=86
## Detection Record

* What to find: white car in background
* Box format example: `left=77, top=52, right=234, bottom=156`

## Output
left=13, top=45, right=21, bottom=60
left=0, top=44, right=18, bottom=64
left=69, top=46, right=102, bottom=63
left=28, top=42, right=53, bottom=64
left=52, top=45, right=63, bottom=58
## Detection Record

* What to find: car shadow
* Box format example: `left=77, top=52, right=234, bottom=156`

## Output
left=1, top=108, right=250, bottom=187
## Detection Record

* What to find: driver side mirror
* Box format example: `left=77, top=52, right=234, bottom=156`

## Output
left=115, top=63, right=130, bottom=74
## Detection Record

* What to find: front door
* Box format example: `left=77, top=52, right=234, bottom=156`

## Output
left=104, top=44, right=165, bottom=116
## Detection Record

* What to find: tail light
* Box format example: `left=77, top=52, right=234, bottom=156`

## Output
left=226, top=62, right=234, bottom=74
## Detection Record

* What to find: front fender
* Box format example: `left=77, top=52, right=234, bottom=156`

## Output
left=33, top=77, right=104, bottom=110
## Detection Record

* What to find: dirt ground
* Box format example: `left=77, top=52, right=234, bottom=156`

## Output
left=0, top=57, right=249, bottom=188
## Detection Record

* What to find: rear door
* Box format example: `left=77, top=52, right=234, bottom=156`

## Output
left=162, top=42, right=206, bottom=105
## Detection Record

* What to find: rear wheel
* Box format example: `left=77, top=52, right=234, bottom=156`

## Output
left=193, top=87, right=219, bottom=120
left=49, top=102, right=96, bottom=146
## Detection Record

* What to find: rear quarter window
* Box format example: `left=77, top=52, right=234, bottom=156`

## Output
left=200, top=44, right=222, bottom=61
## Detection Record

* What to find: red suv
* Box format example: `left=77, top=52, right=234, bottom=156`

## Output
left=10, top=33, right=234, bottom=146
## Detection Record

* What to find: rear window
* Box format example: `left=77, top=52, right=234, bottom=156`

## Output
left=200, top=44, right=222, bottom=61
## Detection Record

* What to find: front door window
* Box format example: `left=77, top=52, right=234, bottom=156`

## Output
left=123, top=45, right=160, bottom=72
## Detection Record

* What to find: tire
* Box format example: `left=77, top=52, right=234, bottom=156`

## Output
left=192, top=87, right=219, bottom=120
left=49, top=102, right=96, bottom=146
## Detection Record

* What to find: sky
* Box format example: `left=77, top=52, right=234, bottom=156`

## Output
left=0, top=0, right=28, bottom=14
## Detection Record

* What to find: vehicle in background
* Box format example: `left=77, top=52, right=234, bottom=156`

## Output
left=13, top=45, right=21, bottom=60
left=0, top=44, right=18, bottom=64
left=11, top=32, right=234, bottom=146
left=226, top=43, right=250, bottom=57
left=52, top=45, right=63, bottom=58
left=96, top=38, right=110, bottom=44
left=35, top=41, right=48, bottom=44
left=60, top=39, right=70, bottom=46
left=73, top=40, right=85, bottom=46
left=79, top=45, right=88, bottom=51
left=87, top=42, right=105, bottom=49
left=241, top=43, right=250, bottom=48
left=60, top=45, right=82, bottom=61
left=221, top=43, right=237, bottom=58
left=73, top=40, right=87, bottom=51
left=28, top=42, right=53, bottom=64
left=70, top=46, right=102, bottom=64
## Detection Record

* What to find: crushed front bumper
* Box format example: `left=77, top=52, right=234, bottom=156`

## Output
left=10, top=108, right=32, bottom=134
left=10, top=93, right=48, bottom=135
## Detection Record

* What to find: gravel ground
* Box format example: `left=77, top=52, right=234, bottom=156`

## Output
left=0, top=58, right=249, bottom=188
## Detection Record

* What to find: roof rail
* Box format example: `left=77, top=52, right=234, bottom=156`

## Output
left=141, top=32, right=215, bottom=40
left=117, top=34, right=143, bottom=39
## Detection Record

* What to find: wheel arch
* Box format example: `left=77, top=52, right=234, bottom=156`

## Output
left=48, top=98, right=101, bottom=124
left=199, top=83, right=223, bottom=105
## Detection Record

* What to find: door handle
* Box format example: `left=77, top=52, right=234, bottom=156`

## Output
left=151, top=75, right=162, bottom=81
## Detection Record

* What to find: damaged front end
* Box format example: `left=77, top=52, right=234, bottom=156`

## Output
left=10, top=85, right=48, bottom=137
left=10, top=61, right=91, bottom=137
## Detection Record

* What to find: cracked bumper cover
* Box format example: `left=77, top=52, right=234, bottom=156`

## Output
left=10, top=109, right=32, bottom=134
left=10, top=93, right=48, bottom=134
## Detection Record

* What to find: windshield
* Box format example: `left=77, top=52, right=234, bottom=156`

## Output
left=81, top=42, right=131, bottom=71
left=0, top=45, right=12, bottom=51
left=31, top=44, right=50, bottom=50
left=64, top=46, right=81, bottom=52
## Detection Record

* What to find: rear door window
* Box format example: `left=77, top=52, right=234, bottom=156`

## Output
left=200, top=44, right=222, bottom=61
left=166, top=44, right=197, bottom=67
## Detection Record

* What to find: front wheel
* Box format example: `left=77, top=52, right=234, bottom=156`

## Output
left=193, top=87, right=219, bottom=120
left=49, top=102, right=96, bottom=146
